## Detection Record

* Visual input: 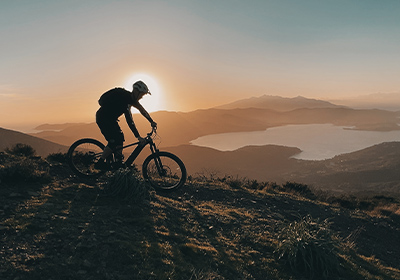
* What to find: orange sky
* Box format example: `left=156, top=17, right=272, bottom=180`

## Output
left=1, top=1, right=400, bottom=131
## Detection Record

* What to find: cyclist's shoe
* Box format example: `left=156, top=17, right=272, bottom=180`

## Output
left=94, top=159, right=109, bottom=170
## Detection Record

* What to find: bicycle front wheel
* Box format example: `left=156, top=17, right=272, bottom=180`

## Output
left=67, top=138, right=105, bottom=178
left=142, top=151, right=187, bottom=191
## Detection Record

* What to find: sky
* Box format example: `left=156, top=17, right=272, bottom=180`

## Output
left=1, top=0, right=400, bottom=131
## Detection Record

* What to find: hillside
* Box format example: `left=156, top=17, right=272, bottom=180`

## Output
left=1, top=153, right=400, bottom=279
left=0, top=153, right=400, bottom=280
left=0, top=128, right=68, bottom=157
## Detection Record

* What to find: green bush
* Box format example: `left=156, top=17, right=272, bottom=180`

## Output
left=102, top=167, right=153, bottom=203
left=5, top=143, right=36, bottom=157
left=275, top=215, right=341, bottom=279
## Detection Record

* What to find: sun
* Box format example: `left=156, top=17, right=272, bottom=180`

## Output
left=123, top=73, right=164, bottom=113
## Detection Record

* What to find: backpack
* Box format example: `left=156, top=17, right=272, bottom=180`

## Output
left=98, top=88, right=128, bottom=107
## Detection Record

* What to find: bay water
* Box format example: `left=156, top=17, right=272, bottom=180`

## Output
left=190, top=124, right=400, bottom=160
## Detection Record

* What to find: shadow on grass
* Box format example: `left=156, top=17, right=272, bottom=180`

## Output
left=1, top=172, right=400, bottom=280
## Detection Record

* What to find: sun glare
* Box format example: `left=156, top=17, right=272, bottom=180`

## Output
left=123, top=73, right=164, bottom=113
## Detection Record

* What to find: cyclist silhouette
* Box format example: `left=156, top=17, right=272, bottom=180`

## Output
left=95, top=80, right=157, bottom=170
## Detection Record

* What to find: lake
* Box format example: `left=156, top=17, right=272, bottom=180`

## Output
left=190, top=124, right=400, bottom=160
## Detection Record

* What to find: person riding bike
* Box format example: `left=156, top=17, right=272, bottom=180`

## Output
left=95, top=80, right=157, bottom=170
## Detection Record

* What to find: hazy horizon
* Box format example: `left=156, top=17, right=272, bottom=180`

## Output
left=2, top=92, right=400, bottom=133
left=1, top=1, right=400, bottom=129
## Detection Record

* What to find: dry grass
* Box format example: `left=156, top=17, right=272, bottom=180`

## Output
left=1, top=153, right=400, bottom=279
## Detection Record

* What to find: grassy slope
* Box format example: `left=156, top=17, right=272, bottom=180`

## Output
left=1, top=154, right=400, bottom=280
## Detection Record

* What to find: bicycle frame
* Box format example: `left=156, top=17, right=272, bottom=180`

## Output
left=112, top=130, right=160, bottom=168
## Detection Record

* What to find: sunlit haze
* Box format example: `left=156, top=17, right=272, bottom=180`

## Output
left=1, top=0, right=400, bottom=131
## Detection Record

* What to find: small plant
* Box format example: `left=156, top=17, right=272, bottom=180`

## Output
left=226, top=176, right=245, bottom=189
left=275, top=215, right=341, bottom=279
left=282, top=181, right=316, bottom=199
left=102, top=167, right=153, bottom=203
left=5, top=143, right=36, bottom=157
left=46, top=152, right=68, bottom=163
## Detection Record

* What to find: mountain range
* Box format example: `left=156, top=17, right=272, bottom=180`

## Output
left=27, top=95, right=400, bottom=148
left=215, top=95, right=345, bottom=111
left=2, top=95, right=400, bottom=196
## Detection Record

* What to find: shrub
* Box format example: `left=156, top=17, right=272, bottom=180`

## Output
left=5, top=143, right=36, bottom=157
left=226, top=176, right=245, bottom=189
left=275, top=215, right=341, bottom=279
left=282, top=181, right=316, bottom=199
left=46, top=152, right=68, bottom=163
left=0, top=158, right=51, bottom=184
left=102, top=167, right=153, bottom=203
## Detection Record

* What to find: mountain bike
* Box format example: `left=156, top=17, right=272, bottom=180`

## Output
left=67, top=128, right=186, bottom=191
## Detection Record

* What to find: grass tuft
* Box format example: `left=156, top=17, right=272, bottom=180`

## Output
left=102, top=167, right=154, bottom=203
left=282, top=181, right=316, bottom=199
left=275, top=214, right=341, bottom=279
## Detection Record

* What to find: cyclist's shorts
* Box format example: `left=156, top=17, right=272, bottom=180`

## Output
left=96, top=109, right=124, bottom=147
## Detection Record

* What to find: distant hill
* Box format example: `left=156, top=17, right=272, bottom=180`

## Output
left=34, top=123, right=88, bottom=131
left=215, top=95, right=345, bottom=111
left=329, top=92, right=400, bottom=111
left=0, top=127, right=68, bottom=156
left=166, top=141, right=400, bottom=197
left=165, top=144, right=301, bottom=181
left=148, top=142, right=400, bottom=197
left=284, top=141, right=400, bottom=196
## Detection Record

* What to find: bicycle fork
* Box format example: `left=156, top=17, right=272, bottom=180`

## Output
left=149, top=143, right=166, bottom=176
left=123, top=142, right=165, bottom=176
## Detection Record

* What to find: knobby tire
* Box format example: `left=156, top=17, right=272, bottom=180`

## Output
left=142, top=151, right=187, bottom=191
left=67, top=138, right=106, bottom=178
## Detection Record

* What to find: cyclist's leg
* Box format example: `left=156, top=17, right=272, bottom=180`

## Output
left=96, top=115, right=124, bottom=168
left=105, top=123, right=125, bottom=166
left=96, top=111, right=114, bottom=160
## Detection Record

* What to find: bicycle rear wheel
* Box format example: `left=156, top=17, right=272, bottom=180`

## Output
left=142, top=151, right=187, bottom=191
left=67, top=138, right=106, bottom=178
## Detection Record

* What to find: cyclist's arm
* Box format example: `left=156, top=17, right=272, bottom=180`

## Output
left=124, top=107, right=141, bottom=138
left=133, top=101, right=157, bottom=127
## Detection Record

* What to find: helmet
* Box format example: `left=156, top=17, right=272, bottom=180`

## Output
left=133, top=80, right=151, bottom=95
